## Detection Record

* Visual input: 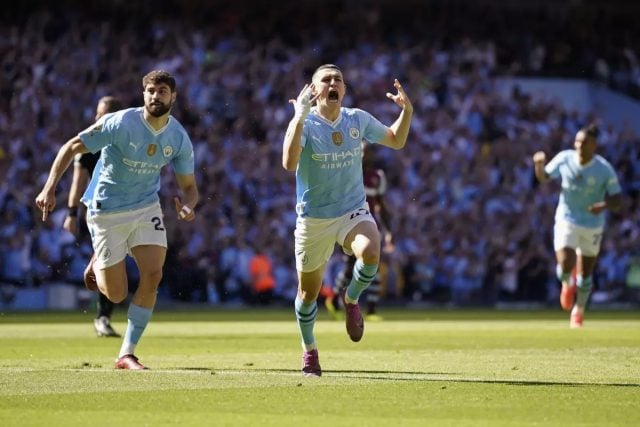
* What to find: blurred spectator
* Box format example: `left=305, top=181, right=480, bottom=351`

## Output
left=248, top=247, right=276, bottom=305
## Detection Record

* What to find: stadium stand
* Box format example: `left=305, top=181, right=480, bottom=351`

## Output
left=0, top=0, right=638, bottom=309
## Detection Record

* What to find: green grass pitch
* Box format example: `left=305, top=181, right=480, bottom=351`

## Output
left=1, top=308, right=639, bottom=426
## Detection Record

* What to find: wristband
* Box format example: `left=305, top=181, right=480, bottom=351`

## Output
left=67, top=206, right=79, bottom=217
left=179, top=205, right=192, bottom=219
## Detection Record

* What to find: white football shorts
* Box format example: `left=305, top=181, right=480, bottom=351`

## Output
left=294, top=203, right=376, bottom=273
left=86, top=202, right=167, bottom=269
left=553, top=219, right=604, bottom=257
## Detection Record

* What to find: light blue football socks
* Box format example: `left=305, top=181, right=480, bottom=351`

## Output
left=346, top=260, right=378, bottom=303
left=576, top=275, right=593, bottom=308
left=556, top=264, right=571, bottom=283
left=119, top=303, right=153, bottom=358
left=295, top=296, right=317, bottom=351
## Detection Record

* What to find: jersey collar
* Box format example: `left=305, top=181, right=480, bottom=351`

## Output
left=311, top=107, right=343, bottom=128
left=139, top=111, right=171, bottom=135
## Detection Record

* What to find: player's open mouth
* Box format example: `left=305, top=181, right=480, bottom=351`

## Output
left=328, top=90, right=339, bottom=102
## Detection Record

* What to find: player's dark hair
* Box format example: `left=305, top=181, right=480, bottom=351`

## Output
left=98, top=96, right=123, bottom=113
left=142, top=70, right=176, bottom=92
left=583, top=123, right=600, bottom=139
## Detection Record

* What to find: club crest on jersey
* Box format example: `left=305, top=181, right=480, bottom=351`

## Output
left=163, top=146, right=173, bottom=157
left=349, top=127, right=359, bottom=139
left=331, top=131, right=343, bottom=146
left=147, top=144, right=157, bottom=156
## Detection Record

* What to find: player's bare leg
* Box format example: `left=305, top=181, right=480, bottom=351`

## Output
left=86, top=254, right=122, bottom=337
left=94, top=261, right=129, bottom=304
left=114, top=245, right=165, bottom=369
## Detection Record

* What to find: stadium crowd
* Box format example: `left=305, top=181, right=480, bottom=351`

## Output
left=1, top=0, right=639, bottom=307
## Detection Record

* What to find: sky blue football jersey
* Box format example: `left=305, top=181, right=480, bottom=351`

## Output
left=545, top=150, right=621, bottom=228
left=79, top=107, right=194, bottom=213
left=296, top=107, right=388, bottom=218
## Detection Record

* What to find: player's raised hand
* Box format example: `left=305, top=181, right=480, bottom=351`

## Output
left=174, top=197, right=195, bottom=221
left=35, top=190, right=56, bottom=222
left=386, top=79, right=413, bottom=112
left=532, top=151, right=547, bottom=164
left=290, top=83, right=318, bottom=120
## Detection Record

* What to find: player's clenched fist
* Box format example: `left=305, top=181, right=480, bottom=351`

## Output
left=532, top=151, right=546, bottom=164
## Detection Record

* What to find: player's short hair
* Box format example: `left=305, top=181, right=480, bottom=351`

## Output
left=142, top=70, right=176, bottom=92
left=582, top=123, right=600, bottom=139
left=312, top=64, right=343, bottom=81
left=98, top=96, right=123, bottom=113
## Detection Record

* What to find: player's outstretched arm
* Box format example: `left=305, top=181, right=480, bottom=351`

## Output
left=380, top=79, right=413, bottom=150
left=35, top=136, right=89, bottom=221
left=588, top=193, right=623, bottom=214
left=174, top=173, right=199, bottom=221
left=532, top=151, right=550, bottom=183
left=283, top=84, right=317, bottom=171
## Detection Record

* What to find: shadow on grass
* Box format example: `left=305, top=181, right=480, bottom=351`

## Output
left=173, top=367, right=640, bottom=387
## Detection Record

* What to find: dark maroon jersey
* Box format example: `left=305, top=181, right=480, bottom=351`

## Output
left=364, top=168, right=386, bottom=220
